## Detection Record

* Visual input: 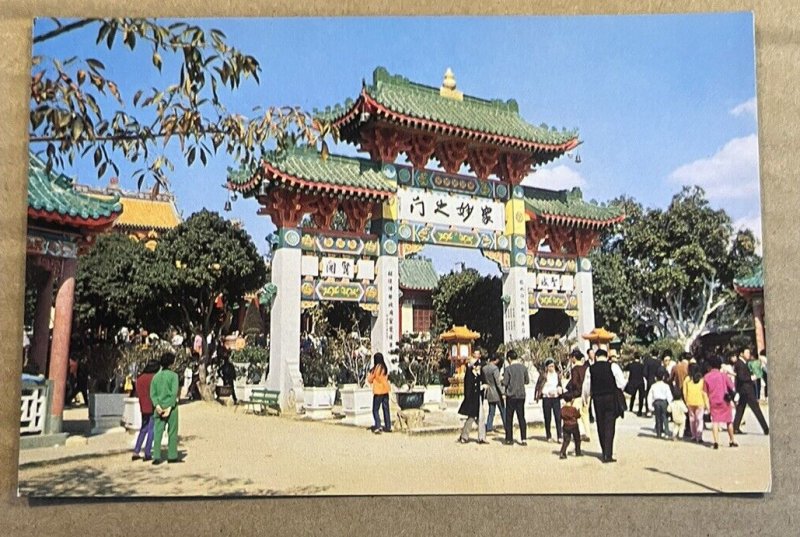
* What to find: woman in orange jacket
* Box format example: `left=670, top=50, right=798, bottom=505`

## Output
left=367, top=353, right=391, bottom=433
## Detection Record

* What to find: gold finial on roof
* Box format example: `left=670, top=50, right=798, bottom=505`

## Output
left=440, top=67, right=463, bottom=101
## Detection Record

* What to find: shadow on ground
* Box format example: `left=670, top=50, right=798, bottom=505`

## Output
left=19, top=452, right=332, bottom=498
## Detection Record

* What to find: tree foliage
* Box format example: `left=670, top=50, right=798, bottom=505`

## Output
left=30, top=18, right=334, bottom=189
left=432, top=268, right=504, bottom=355
left=155, top=209, right=268, bottom=340
left=75, top=233, right=171, bottom=336
left=591, top=186, right=761, bottom=350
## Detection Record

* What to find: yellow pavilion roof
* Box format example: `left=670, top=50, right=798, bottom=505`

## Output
left=582, top=327, right=616, bottom=344
left=439, top=325, right=480, bottom=342
left=74, top=179, right=182, bottom=232
left=113, top=196, right=181, bottom=231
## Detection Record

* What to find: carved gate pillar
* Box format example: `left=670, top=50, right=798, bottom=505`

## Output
left=265, top=228, right=304, bottom=410
left=574, top=257, right=596, bottom=353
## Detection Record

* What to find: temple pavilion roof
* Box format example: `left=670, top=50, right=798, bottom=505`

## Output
left=73, top=178, right=181, bottom=232
left=523, top=186, right=624, bottom=229
left=399, top=257, right=439, bottom=291
left=734, top=264, right=764, bottom=294
left=316, top=67, right=580, bottom=153
left=28, top=152, right=122, bottom=230
left=227, top=146, right=396, bottom=200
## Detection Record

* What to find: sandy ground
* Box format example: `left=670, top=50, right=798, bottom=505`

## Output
left=18, top=401, right=771, bottom=497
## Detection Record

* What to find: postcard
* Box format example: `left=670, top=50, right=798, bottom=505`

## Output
left=18, top=14, right=768, bottom=496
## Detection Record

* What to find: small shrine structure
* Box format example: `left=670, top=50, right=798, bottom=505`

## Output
left=440, top=325, right=480, bottom=397
left=228, top=67, right=624, bottom=409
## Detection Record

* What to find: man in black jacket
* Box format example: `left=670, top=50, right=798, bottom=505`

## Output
left=642, top=351, right=661, bottom=418
left=732, top=351, right=769, bottom=435
left=582, top=349, right=627, bottom=463
left=624, top=353, right=646, bottom=416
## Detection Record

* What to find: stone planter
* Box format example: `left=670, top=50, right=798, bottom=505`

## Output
left=303, top=386, right=336, bottom=420
left=340, top=384, right=374, bottom=426
left=397, top=389, right=425, bottom=410
left=123, top=397, right=142, bottom=431
left=423, top=385, right=444, bottom=410
left=88, top=393, right=126, bottom=434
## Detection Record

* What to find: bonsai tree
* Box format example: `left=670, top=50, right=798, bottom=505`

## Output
left=299, top=346, right=335, bottom=388
left=230, top=345, right=269, bottom=384
left=331, top=318, right=371, bottom=389
left=390, top=333, right=445, bottom=390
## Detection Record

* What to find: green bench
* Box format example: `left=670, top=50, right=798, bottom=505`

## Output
left=240, top=388, right=281, bottom=416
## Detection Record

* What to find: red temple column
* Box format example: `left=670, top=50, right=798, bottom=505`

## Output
left=752, top=295, right=765, bottom=354
left=48, top=258, right=77, bottom=432
left=30, top=266, right=55, bottom=375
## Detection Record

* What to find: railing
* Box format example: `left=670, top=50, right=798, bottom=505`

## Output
left=20, top=380, right=51, bottom=435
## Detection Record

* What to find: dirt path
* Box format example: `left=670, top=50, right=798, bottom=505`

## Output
left=18, top=401, right=771, bottom=496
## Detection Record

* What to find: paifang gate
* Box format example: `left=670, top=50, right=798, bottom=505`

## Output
left=228, top=67, right=624, bottom=409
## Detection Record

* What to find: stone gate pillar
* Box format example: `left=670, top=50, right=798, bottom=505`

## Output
left=503, top=187, right=531, bottom=343
left=265, top=228, right=303, bottom=409
left=574, top=257, right=595, bottom=353
left=370, top=213, right=399, bottom=368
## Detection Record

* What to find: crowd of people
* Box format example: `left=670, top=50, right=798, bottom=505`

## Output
left=362, top=344, right=770, bottom=463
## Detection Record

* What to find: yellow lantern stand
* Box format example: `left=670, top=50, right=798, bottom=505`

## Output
left=440, top=325, right=480, bottom=398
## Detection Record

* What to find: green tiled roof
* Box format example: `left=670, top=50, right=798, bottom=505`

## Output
left=316, top=67, right=579, bottom=147
left=734, top=264, right=763, bottom=291
left=399, top=257, right=439, bottom=291
left=228, top=147, right=396, bottom=196
left=523, top=186, right=624, bottom=224
left=28, top=152, right=122, bottom=222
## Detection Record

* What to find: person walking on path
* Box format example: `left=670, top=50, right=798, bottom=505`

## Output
left=482, top=354, right=505, bottom=433
left=220, top=353, right=238, bottom=405
left=150, top=353, right=182, bottom=465
left=458, top=351, right=486, bottom=444
left=647, top=372, right=673, bottom=439
left=682, top=364, right=709, bottom=443
left=759, top=350, right=768, bottom=400
left=535, top=358, right=563, bottom=443
left=503, top=350, right=530, bottom=446
left=642, top=351, right=661, bottom=418
left=732, top=350, right=769, bottom=435
left=703, top=355, right=738, bottom=449
left=623, top=353, right=646, bottom=416
left=670, top=353, right=692, bottom=437
left=668, top=391, right=689, bottom=441
left=745, top=348, right=765, bottom=401
left=581, top=349, right=626, bottom=463
left=132, top=359, right=160, bottom=461
left=566, top=349, right=591, bottom=442
left=367, top=352, right=392, bottom=433
left=559, top=393, right=582, bottom=459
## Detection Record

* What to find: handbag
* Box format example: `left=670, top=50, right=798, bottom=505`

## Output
left=724, top=388, right=736, bottom=403
left=614, top=388, right=626, bottom=419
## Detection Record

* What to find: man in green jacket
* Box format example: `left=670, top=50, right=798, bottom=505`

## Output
left=150, top=353, right=182, bottom=464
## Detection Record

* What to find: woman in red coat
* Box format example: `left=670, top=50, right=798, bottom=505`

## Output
left=132, top=359, right=160, bottom=461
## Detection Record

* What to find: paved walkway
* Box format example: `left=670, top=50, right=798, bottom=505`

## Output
left=18, top=401, right=771, bottom=496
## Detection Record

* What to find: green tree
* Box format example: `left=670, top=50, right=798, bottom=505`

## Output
left=432, top=268, right=504, bottom=355
left=30, top=18, right=332, bottom=188
left=74, top=233, right=172, bottom=336
left=591, top=187, right=761, bottom=350
left=155, top=210, right=267, bottom=397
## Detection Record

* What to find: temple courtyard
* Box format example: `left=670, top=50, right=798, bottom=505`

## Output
left=18, top=401, right=771, bottom=496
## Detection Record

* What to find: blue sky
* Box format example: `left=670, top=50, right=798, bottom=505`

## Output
left=31, top=14, right=760, bottom=275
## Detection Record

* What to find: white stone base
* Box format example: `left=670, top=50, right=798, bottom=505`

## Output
left=304, top=406, right=333, bottom=420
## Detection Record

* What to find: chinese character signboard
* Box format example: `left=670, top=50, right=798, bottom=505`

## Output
left=397, top=187, right=505, bottom=233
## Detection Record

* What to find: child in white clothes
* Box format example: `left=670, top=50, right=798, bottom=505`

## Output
left=668, top=391, right=689, bottom=441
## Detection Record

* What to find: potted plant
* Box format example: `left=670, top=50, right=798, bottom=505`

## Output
left=300, top=346, right=336, bottom=419
left=332, top=323, right=374, bottom=426
left=230, top=345, right=269, bottom=402
left=390, top=333, right=429, bottom=410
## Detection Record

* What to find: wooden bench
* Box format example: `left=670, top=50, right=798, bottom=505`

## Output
left=239, top=388, right=281, bottom=416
